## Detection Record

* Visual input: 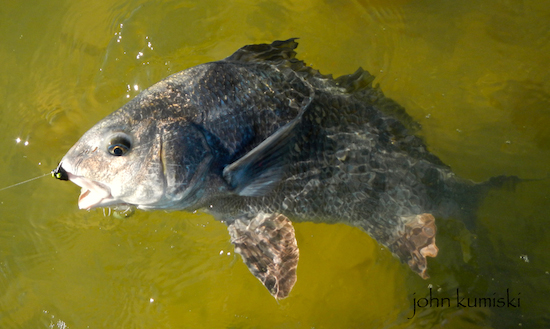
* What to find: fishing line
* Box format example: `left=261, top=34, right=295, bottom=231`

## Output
left=0, top=172, right=51, bottom=192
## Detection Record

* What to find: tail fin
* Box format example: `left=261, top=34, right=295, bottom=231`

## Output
left=437, top=175, right=522, bottom=229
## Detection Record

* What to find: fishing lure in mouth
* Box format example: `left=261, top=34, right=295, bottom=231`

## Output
left=52, top=164, right=69, bottom=181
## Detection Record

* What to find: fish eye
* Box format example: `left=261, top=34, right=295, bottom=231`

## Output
left=107, top=134, right=132, bottom=156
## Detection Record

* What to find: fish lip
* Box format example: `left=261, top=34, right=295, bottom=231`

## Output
left=66, top=172, right=115, bottom=210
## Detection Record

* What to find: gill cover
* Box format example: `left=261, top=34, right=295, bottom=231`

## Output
left=160, top=121, right=213, bottom=207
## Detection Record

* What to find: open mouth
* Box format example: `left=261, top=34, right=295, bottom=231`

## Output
left=67, top=173, right=115, bottom=210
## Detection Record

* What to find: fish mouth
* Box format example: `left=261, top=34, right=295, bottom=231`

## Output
left=67, top=173, right=116, bottom=210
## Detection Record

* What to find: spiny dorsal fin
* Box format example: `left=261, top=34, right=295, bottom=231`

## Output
left=227, top=212, right=299, bottom=299
left=334, top=67, right=375, bottom=93
left=224, top=39, right=331, bottom=82
left=224, top=38, right=299, bottom=63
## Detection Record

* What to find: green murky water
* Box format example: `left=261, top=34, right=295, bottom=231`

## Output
left=1, top=0, right=549, bottom=328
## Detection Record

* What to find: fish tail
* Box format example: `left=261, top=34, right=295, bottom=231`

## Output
left=438, top=175, right=522, bottom=229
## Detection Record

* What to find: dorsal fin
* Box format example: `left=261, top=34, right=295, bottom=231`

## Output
left=224, top=38, right=299, bottom=63
left=335, top=67, right=422, bottom=134
left=226, top=40, right=422, bottom=137
left=224, top=39, right=332, bottom=82
left=334, top=67, right=376, bottom=93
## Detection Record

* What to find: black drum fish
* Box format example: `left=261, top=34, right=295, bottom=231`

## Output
left=54, top=39, right=511, bottom=299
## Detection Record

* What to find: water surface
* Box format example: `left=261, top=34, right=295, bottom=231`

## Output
left=1, top=0, right=549, bottom=328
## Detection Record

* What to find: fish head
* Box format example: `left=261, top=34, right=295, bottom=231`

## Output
left=56, top=108, right=164, bottom=210
left=56, top=101, right=214, bottom=211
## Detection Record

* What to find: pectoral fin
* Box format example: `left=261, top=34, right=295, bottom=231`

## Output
left=227, top=213, right=299, bottom=299
left=390, top=213, right=438, bottom=279
left=222, top=117, right=299, bottom=197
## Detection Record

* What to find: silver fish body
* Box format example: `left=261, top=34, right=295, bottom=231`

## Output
left=57, top=39, right=483, bottom=298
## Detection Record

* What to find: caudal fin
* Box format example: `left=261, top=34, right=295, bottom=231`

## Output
left=437, top=175, right=522, bottom=229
